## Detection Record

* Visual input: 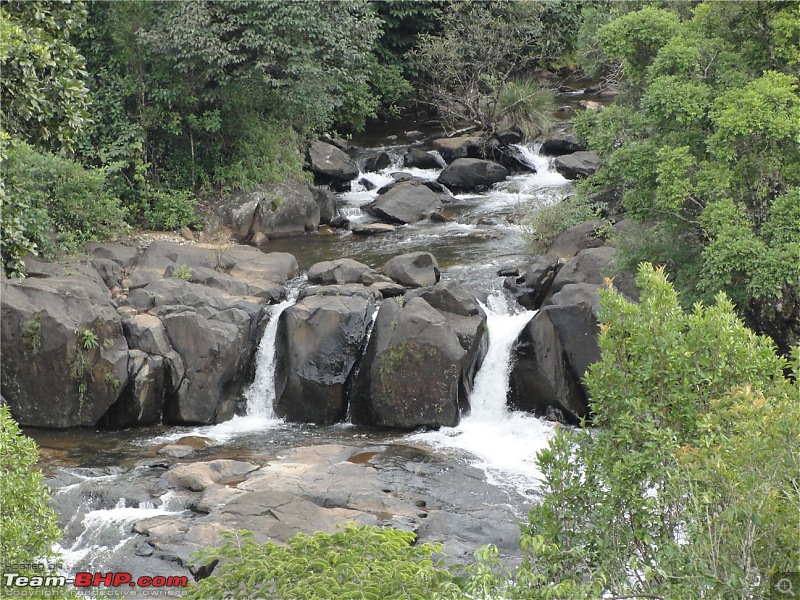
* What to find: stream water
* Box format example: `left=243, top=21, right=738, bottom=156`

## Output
left=29, top=137, right=575, bottom=580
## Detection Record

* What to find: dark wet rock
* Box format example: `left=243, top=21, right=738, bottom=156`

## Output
left=503, top=255, right=561, bottom=310
left=494, top=130, right=523, bottom=145
left=553, top=151, right=600, bottom=179
left=366, top=181, right=447, bottom=225
left=351, top=223, right=396, bottom=236
left=121, top=313, right=185, bottom=393
left=350, top=296, right=486, bottom=429
left=307, top=259, right=379, bottom=286
left=306, top=140, right=359, bottom=184
left=403, top=148, right=445, bottom=170
left=274, top=294, right=376, bottom=424
left=383, top=252, right=440, bottom=288
left=405, top=281, right=483, bottom=317
left=90, top=258, right=122, bottom=289
left=437, top=158, right=508, bottom=192
left=508, top=303, right=599, bottom=423
left=309, top=186, right=337, bottom=225
left=103, top=350, right=166, bottom=428
left=329, top=213, right=350, bottom=229
left=540, top=134, right=586, bottom=156
left=431, top=135, right=484, bottom=163
left=369, top=281, right=407, bottom=298
left=1, top=275, right=129, bottom=428
left=549, top=283, right=603, bottom=314
left=362, top=151, right=391, bottom=173
left=547, top=220, right=607, bottom=258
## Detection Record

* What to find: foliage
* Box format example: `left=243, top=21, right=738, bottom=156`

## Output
left=412, top=1, right=550, bottom=133
left=172, top=264, right=193, bottom=282
left=188, top=526, right=465, bottom=599
left=0, top=405, right=62, bottom=578
left=493, top=80, right=555, bottom=141
left=525, top=264, right=800, bottom=598
left=522, top=194, right=601, bottom=254
left=76, top=328, right=99, bottom=350
left=574, top=1, right=800, bottom=352
left=144, top=189, right=202, bottom=232
left=0, top=0, right=91, bottom=153
left=2, top=141, right=127, bottom=268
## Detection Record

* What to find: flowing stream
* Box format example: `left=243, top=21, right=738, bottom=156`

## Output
left=36, top=138, right=573, bottom=577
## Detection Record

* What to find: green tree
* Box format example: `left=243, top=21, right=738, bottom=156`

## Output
left=574, top=1, right=800, bottom=352
left=0, top=405, right=63, bottom=578
left=524, top=264, right=800, bottom=598
left=0, top=0, right=91, bottom=153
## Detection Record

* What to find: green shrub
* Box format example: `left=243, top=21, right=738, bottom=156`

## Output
left=144, top=188, right=203, bottom=231
left=3, top=141, right=127, bottom=266
left=522, top=195, right=601, bottom=254
left=172, top=264, right=193, bottom=281
left=524, top=264, right=799, bottom=598
left=0, top=405, right=63, bottom=576
left=494, top=80, right=555, bottom=141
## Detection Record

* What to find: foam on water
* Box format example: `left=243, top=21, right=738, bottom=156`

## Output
left=407, top=294, right=555, bottom=496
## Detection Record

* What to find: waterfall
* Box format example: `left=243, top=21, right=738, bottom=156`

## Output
left=512, top=143, right=571, bottom=188
left=406, top=293, right=555, bottom=495
left=244, top=291, right=298, bottom=418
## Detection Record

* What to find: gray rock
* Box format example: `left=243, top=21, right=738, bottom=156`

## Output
left=365, top=181, right=447, bottom=225
left=508, top=303, right=599, bottom=423
left=540, top=134, right=586, bottom=156
left=83, top=243, right=139, bottom=270
left=307, top=259, right=379, bottom=286
left=157, top=444, right=195, bottom=459
left=103, top=350, right=166, bottom=427
left=383, top=252, right=440, bottom=288
left=349, top=297, right=486, bottom=429
left=503, top=255, right=561, bottom=310
left=298, top=284, right=381, bottom=302
left=437, top=158, right=508, bottom=192
left=547, top=220, right=607, bottom=258
left=431, top=135, right=484, bottom=163
left=351, top=223, right=396, bottom=236
left=403, top=148, right=444, bottom=169
left=362, top=151, right=391, bottom=173
left=309, top=186, right=337, bottom=225
left=553, top=151, right=600, bottom=179
left=1, top=276, right=129, bottom=427
left=166, top=459, right=259, bottom=492
left=549, top=283, right=603, bottom=315
left=405, top=281, right=483, bottom=317
left=307, top=140, right=359, bottom=182
left=274, top=294, right=376, bottom=424
left=548, top=246, right=637, bottom=301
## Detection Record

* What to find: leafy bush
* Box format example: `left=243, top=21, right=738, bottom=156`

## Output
left=522, top=195, right=601, bottom=254
left=188, top=526, right=467, bottom=599
left=0, top=405, right=62, bottom=575
left=524, top=264, right=800, bottom=598
left=144, top=188, right=202, bottom=231
left=2, top=141, right=127, bottom=272
left=493, top=80, right=555, bottom=141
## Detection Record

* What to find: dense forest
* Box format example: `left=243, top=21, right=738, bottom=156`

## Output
left=2, top=1, right=799, bottom=598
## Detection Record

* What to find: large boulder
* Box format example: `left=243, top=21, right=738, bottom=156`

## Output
left=508, top=303, right=600, bottom=423
left=365, top=181, right=447, bottom=224
left=431, top=135, right=484, bottom=163
left=403, top=148, right=445, bottom=170
left=274, top=294, right=376, bottom=424
left=102, top=350, right=166, bottom=428
left=219, top=181, right=320, bottom=241
left=383, top=252, right=440, bottom=288
left=361, top=151, right=391, bottom=173
left=547, top=246, right=637, bottom=301
left=309, top=186, right=337, bottom=225
left=1, top=274, right=129, bottom=427
left=350, top=296, right=484, bottom=429
left=547, top=220, right=607, bottom=258
left=307, top=140, right=359, bottom=186
left=553, top=151, right=600, bottom=179
left=437, top=158, right=508, bottom=192
left=307, top=259, right=379, bottom=286
left=540, top=133, right=586, bottom=156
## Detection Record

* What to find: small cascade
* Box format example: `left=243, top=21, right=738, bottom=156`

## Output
left=512, top=143, right=571, bottom=188
left=245, top=291, right=299, bottom=418
left=407, top=293, right=555, bottom=495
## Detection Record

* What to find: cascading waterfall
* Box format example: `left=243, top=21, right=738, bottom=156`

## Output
left=407, top=293, right=555, bottom=495
left=244, top=291, right=299, bottom=419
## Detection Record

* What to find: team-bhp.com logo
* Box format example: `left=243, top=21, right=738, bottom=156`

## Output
left=3, top=569, right=188, bottom=596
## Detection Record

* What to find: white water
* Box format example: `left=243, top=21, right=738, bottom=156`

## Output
left=407, top=294, right=555, bottom=496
